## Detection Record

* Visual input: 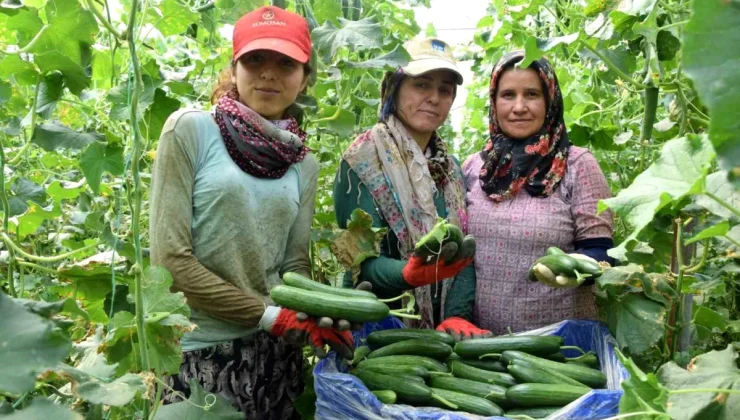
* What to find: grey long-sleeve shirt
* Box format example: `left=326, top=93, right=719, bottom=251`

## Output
left=149, top=109, right=318, bottom=351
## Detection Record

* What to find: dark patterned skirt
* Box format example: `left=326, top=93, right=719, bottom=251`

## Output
left=163, top=331, right=305, bottom=419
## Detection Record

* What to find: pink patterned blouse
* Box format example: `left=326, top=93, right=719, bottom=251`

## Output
left=463, top=146, right=614, bottom=334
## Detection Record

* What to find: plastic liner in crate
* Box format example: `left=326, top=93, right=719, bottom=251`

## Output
left=314, top=317, right=629, bottom=420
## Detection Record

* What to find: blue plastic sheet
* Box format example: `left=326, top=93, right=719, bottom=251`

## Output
left=314, top=317, right=629, bottom=420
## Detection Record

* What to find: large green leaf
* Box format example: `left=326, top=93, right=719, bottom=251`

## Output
left=31, top=122, right=104, bottom=151
left=154, top=379, right=242, bottom=420
left=312, top=17, right=383, bottom=59
left=5, top=177, right=46, bottom=217
left=597, top=292, right=668, bottom=355
left=0, top=54, right=38, bottom=86
left=35, top=51, right=90, bottom=96
left=692, top=305, right=726, bottom=342
left=657, top=346, right=740, bottom=419
left=683, top=0, right=740, bottom=175
left=0, top=293, right=72, bottom=394
left=33, top=71, right=64, bottom=119
left=31, top=0, right=98, bottom=66
left=342, top=45, right=410, bottom=70
left=315, top=105, right=356, bottom=136
left=17, top=297, right=89, bottom=321
left=142, top=265, right=190, bottom=317
left=151, top=0, right=199, bottom=37
left=616, top=349, right=669, bottom=417
left=79, top=143, right=124, bottom=193
left=107, top=75, right=159, bottom=121
left=598, top=135, right=715, bottom=256
left=14, top=201, right=62, bottom=239
left=4, top=399, right=82, bottom=420
left=695, top=171, right=740, bottom=220
left=58, top=364, right=145, bottom=407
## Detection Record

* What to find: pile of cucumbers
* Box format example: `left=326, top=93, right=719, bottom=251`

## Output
left=348, top=328, right=607, bottom=419
left=528, top=246, right=604, bottom=286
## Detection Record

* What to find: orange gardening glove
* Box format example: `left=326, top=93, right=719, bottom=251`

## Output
left=436, top=317, right=492, bottom=341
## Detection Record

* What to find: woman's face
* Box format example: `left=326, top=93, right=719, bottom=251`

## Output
left=494, top=67, right=546, bottom=139
left=232, top=50, right=308, bottom=120
left=395, top=70, right=456, bottom=140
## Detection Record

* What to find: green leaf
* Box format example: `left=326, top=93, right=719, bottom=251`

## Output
left=142, top=265, right=190, bottom=317
left=31, top=0, right=98, bottom=66
left=683, top=0, right=740, bottom=174
left=15, top=201, right=62, bottom=239
left=520, top=33, right=579, bottom=68
left=599, top=135, right=715, bottom=255
left=312, top=0, right=343, bottom=25
left=17, top=297, right=90, bottom=321
left=79, top=143, right=124, bottom=193
left=47, top=180, right=86, bottom=204
left=152, top=0, right=199, bottom=37
left=656, top=30, right=680, bottom=62
left=597, top=292, right=668, bottom=355
left=585, top=13, right=614, bottom=40
left=695, top=171, right=740, bottom=220
left=0, top=293, right=72, bottom=394
left=657, top=346, right=740, bottom=419
left=34, top=72, right=64, bottom=119
left=342, top=45, right=410, bottom=70
left=316, top=106, right=356, bottom=136
left=58, top=363, right=145, bottom=407
left=154, top=379, right=242, bottom=420
left=5, top=177, right=46, bottom=217
left=692, top=305, right=727, bottom=341
left=312, top=17, right=383, bottom=59
left=616, top=349, right=669, bottom=416
left=34, top=51, right=90, bottom=96
left=31, top=122, right=104, bottom=151
left=0, top=54, right=38, bottom=86
left=107, top=75, right=159, bottom=121
left=142, top=88, right=181, bottom=141
left=0, top=80, right=11, bottom=104
left=686, top=220, right=731, bottom=245
left=4, top=399, right=82, bottom=420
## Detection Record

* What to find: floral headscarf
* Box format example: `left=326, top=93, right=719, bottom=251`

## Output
left=479, top=51, right=571, bottom=202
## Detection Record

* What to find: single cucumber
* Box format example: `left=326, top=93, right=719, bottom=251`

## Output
left=429, top=376, right=508, bottom=407
left=459, top=358, right=507, bottom=372
left=505, top=383, right=589, bottom=407
left=429, top=387, right=503, bottom=416
left=546, top=247, right=566, bottom=256
left=505, top=406, right=563, bottom=418
left=567, top=352, right=600, bottom=369
left=454, top=336, right=563, bottom=358
left=283, top=272, right=377, bottom=299
left=574, top=258, right=603, bottom=277
left=353, top=369, right=435, bottom=405
left=449, top=360, right=517, bottom=387
left=351, top=345, right=372, bottom=366
left=534, top=254, right=580, bottom=277
left=358, top=364, right=431, bottom=379
left=545, top=352, right=566, bottom=362
left=367, top=338, right=452, bottom=360
left=445, top=223, right=464, bottom=246
left=507, top=361, right=591, bottom=388
left=414, top=219, right=449, bottom=257
left=270, top=285, right=389, bottom=322
left=371, top=390, right=397, bottom=404
left=367, top=328, right=455, bottom=348
left=358, top=355, right=448, bottom=373
left=501, top=351, right=606, bottom=388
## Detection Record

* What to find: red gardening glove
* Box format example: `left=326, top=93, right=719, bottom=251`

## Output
left=402, top=255, right=472, bottom=287
left=264, top=307, right=355, bottom=360
left=436, top=317, right=492, bottom=342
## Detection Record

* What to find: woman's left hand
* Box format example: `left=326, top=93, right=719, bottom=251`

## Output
left=436, top=317, right=492, bottom=341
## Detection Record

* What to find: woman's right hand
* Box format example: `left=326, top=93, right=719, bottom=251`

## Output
left=260, top=306, right=354, bottom=360
left=402, top=236, right=476, bottom=287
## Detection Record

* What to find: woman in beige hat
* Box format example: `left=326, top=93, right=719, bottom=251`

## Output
left=150, top=6, right=352, bottom=418
left=333, top=38, right=491, bottom=340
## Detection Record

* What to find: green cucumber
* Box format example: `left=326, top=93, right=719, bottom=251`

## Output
left=574, top=258, right=603, bottom=277
left=358, top=355, right=448, bottom=372
left=534, top=254, right=580, bottom=277
left=429, top=376, right=508, bottom=407
left=367, top=329, right=455, bottom=348
left=446, top=223, right=464, bottom=246
left=371, top=390, right=397, bottom=404
left=545, top=352, right=566, bottom=362
left=414, top=219, right=450, bottom=257
left=367, top=338, right=452, bottom=360
left=546, top=247, right=566, bottom=256
left=505, top=406, right=563, bottom=418
left=358, top=364, right=431, bottom=379
left=505, top=383, right=589, bottom=407
left=567, top=352, right=600, bottom=369
left=454, top=336, right=563, bottom=358
left=449, top=360, right=517, bottom=387
left=283, top=272, right=377, bottom=299
left=501, top=351, right=606, bottom=388
left=507, top=361, right=590, bottom=388
left=354, top=369, right=444, bottom=406
left=351, top=345, right=371, bottom=366
left=459, top=358, right=507, bottom=372
left=270, top=285, right=389, bottom=322
left=430, top=388, right=503, bottom=416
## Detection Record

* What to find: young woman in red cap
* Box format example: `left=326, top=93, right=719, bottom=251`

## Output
left=333, top=38, right=491, bottom=341
left=150, top=6, right=352, bottom=418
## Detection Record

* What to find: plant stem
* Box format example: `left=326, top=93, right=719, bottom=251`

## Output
left=685, top=239, right=709, bottom=273
left=126, top=0, right=151, bottom=379
left=84, top=0, right=122, bottom=40
left=3, top=25, right=49, bottom=55
left=0, top=135, right=17, bottom=298
left=17, top=261, right=59, bottom=275
left=581, top=42, right=648, bottom=90
left=671, top=218, right=685, bottom=358
left=705, top=191, right=740, bottom=219
left=661, top=20, right=689, bottom=30
left=389, top=311, right=421, bottom=320
left=604, top=411, right=665, bottom=420
left=196, top=1, right=215, bottom=12
left=1, top=233, right=98, bottom=262
left=669, top=388, right=740, bottom=395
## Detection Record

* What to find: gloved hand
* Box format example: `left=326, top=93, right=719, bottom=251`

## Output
left=402, top=236, right=476, bottom=287
left=260, top=306, right=354, bottom=359
left=436, top=317, right=492, bottom=341
left=296, top=281, right=373, bottom=332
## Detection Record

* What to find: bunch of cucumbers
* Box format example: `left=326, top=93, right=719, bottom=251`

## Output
left=348, top=328, right=607, bottom=419
left=528, top=246, right=605, bottom=287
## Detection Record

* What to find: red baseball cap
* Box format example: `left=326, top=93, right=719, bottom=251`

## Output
left=232, top=6, right=312, bottom=64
